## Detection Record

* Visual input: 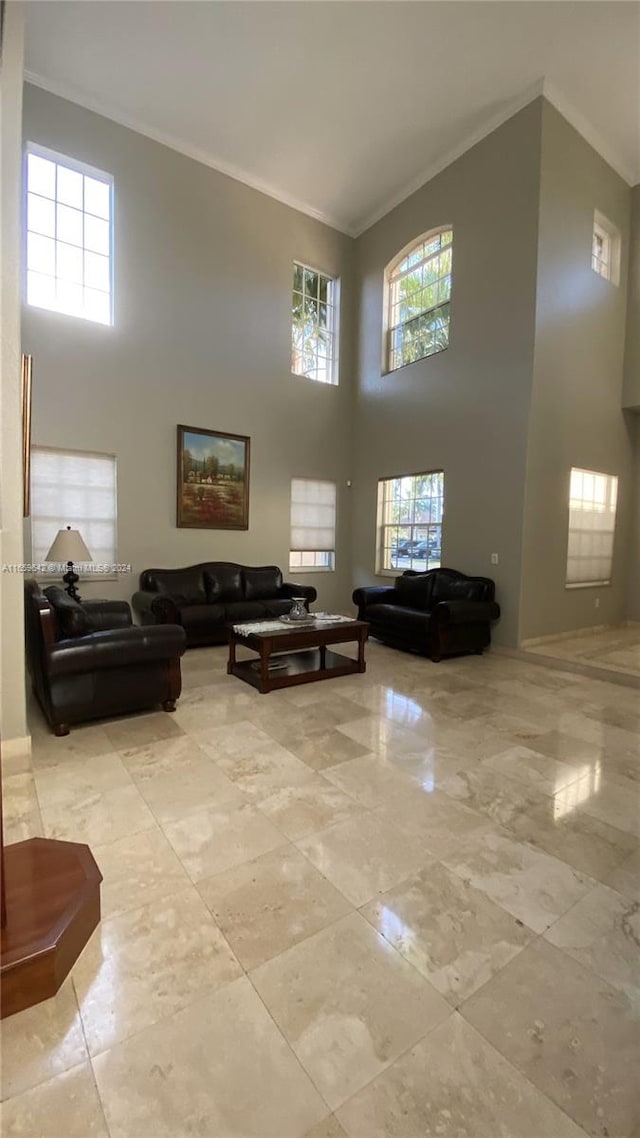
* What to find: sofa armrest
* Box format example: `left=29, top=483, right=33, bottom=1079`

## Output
left=131, top=589, right=179, bottom=625
left=352, top=586, right=398, bottom=609
left=46, top=624, right=187, bottom=678
left=83, top=599, right=132, bottom=631
left=432, top=600, right=501, bottom=626
left=280, top=582, right=318, bottom=605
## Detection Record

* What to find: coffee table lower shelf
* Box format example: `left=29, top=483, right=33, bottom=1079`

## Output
left=230, top=648, right=362, bottom=693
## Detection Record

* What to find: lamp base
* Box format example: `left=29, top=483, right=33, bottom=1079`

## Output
left=63, top=562, right=81, bottom=603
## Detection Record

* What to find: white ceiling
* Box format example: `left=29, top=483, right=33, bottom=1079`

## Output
left=25, top=1, right=640, bottom=236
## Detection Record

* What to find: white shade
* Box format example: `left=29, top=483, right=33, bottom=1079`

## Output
left=45, top=526, right=93, bottom=563
left=31, top=447, right=117, bottom=567
left=290, top=478, right=336, bottom=552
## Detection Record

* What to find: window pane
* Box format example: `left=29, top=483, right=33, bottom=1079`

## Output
left=27, top=271, right=56, bottom=310
left=27, top=154, right=56, bottom=199
left=387, top=230, right=453, bottom=371
left=84, top=287, right=111, bottom=325
left=304, top=268, right=318, bottom=297
left=84, top=214, right=110, bottom=255
left=377, top=472, right=444, bottom=571
left=27, top=232, right=56, bottom=276
left=57, top=165, right=83, bottom=209
left=57, top=203, right=83, bottom=246
left=84, top=175, right=110, bottom=219
left=57, top=241, right=83, bottom=284
left=84, top=250, right=110, bottom=292
left=57, top=279, right=84, bottom=317
left=28, top=193, right=56, bottom=237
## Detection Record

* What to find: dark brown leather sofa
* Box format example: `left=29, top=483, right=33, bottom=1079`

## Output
left=131, top=563, right=317, bottom=647
left=353, top=567, right=500, bottom=661
left=25, top=580, right=186, bottom=735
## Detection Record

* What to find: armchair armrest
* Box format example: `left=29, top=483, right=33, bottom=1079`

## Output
left=280, top=582, right=318, bottom=605
left=131, top=589, right=179, bottom=625
left=352, top=586, right=398, bottom=609
left=83, top=599, right=132, bottom=631
left=47, top=624, right=187, bottom=678
left=432, top=600, right=501, bottom=626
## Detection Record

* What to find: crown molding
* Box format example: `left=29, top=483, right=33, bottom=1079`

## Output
left=23, top=69, right=353, bottom=235
left=24, top=69, right=636, bottom=243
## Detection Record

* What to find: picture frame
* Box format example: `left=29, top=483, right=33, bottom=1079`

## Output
left=21, top=354, right=32, bottom=518
left=177, top=424, right=250, bottom=530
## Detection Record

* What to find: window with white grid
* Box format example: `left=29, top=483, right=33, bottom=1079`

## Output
left=386, top=229, right=452, bottom=372
left=289, top=478, right=336, bottom=572
left=591, top=211, right=620, bottom=285
left=291, top=263, right=338, bottom=384
left=377, top=471, right=444, bottom=574
left=566, top=468, right=618, bottom=588
left=31, top=447, right=117, bottom=570
left=25, top=143, right=113, bottom=325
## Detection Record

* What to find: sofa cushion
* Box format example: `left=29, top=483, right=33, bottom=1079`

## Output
left=44, top=586, right=95, bottom=639
left=204, top=565, right=243, bottom=603
left=432, top=571, right=489, bottom=605
left=243, top=566, right=283, bottom=601
left=224, top=601, right=268, bottom=622
left=178, top=604, right=225, bottom=628
left=367, top=603, right=430, bottom=633
left=394, top=573, right=435, bottom=611
left=153, top=569, right=207, bottom=605
left=262, top=598, right=295, bottom=617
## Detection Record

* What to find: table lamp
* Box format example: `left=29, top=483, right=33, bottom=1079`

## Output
left=44, top=526, right=92, bottom=602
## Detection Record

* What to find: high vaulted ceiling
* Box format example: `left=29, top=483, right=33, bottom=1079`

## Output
left=25, top=1, right=640, bottom=236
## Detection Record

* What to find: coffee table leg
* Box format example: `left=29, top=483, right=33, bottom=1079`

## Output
left=357, top=631, right=366, bottom=673
left=260, top=642, right=270, bottom=692
left=227, top=638, right=236, bottom=675
left=319, top=644, right=326, bottom=670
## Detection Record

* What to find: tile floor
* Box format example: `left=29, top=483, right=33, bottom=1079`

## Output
left=526, top=624, right=640, bottom=680
left=1, top=640, right=639, bottom=1137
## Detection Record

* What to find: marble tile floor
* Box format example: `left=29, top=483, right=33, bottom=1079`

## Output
left=1, top=640, right=639, bottom=1138
left=525, top=624, right=640, bottom=681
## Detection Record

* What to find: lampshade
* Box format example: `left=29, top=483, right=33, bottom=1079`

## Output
left=45, top=526, right=93, bottom=564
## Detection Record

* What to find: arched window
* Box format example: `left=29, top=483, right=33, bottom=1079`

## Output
left=385, top=227, right=452, bottom=372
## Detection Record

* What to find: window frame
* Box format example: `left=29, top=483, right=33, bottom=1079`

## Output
left=291, top=260, right=340, bottom=386
left=382, top=227, right=453, bottom=375
left=375, top=469, right=445, bottom=577
left=24, top=141, right=115, bottom=326
left=289, top=477, right=337, bottom=574
left=591, top=210, right=621, bottom=286
left=565, top=466, right=618, bottom=590
left=30, top=445, right=119, bottom=582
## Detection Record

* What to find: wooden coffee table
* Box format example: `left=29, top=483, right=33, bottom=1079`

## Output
left=227, top=619, right=368, bottom=694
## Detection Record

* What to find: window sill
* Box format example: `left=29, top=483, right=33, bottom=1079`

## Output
left=290, top=371, right=339, bottom=388
left=565, top=581, right=611, bottom=590
left=288, top=566, right=335, bottom=574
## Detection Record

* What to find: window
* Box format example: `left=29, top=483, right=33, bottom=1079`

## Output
left=377, top=471, right=444, bottom=573
left=31, top=447, right=117, bottom=571
left=291, top=263, right=338, bottom=384
left=591, top=211, right=620, bottom=285
left=566, top=468, right=618, bottom=588
left=25, top=143, right=113, bottom=325
left=385, top=228, right=452, bottom=372
left=289, top=478, right=336, bottom=571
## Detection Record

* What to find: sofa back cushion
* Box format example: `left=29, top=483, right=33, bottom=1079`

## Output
left=203, top=563, right=243, bottom=603
left=431, top=569, right=494, bottom=605
left=142, top=566, right=207, bottom=605
left=43, top=585, right=95, bottom=639
left=243, top=566, right=283, bottom=601
left=394, top=572, right=435, bottom=611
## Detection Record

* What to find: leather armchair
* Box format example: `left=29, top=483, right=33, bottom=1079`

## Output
left=25, top=580, right=187, bottom=735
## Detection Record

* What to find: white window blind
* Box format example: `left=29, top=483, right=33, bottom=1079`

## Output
left=31, top=447, right=117, bottom=568
left=289, top=478, right=336, bottom=571
left=566, top=468, right=618, bottom=587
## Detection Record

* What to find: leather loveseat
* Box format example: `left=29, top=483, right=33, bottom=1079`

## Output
left=131, top=563, right=317, bottom=647
left=25, top=580, right=186, bottom=735
left=353, top=567, right=500, bottom=661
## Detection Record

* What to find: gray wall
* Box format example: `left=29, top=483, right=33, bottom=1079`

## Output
left=519, top=102, right=633, bottom=642
left=351, top=101, right=543, bottom=646
left=22, top=84, right=355, bottom=612
left=623, top=185, right=640, bottom=409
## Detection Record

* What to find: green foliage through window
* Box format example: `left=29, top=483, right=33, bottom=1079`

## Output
left=387, top=230, right=452, bottom=371
left=292, top=263, right=337, bottom=384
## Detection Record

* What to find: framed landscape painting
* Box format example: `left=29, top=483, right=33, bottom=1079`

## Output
left=177, top=425, right=250, bottom=529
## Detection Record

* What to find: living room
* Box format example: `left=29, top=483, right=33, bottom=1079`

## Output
left=1, top=3, right=639, bottom=1137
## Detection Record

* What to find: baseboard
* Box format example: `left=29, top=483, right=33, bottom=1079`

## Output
left=495, top=645, right=640, bottom=690
left=520, top=622, right=623, bottom=648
